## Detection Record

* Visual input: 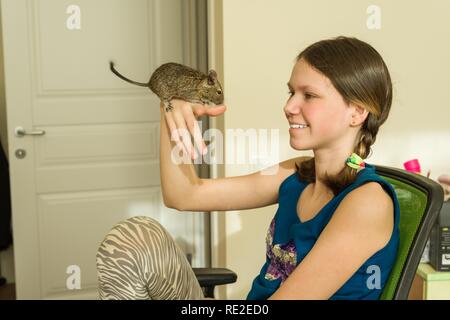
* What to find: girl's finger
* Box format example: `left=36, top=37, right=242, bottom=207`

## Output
left=164, top=112, right=190, bottom=158
left=165, top=112, right=188, bottom=159
left=164, top=112, right=180, bottom=143
left=172, top=111, right=197, bottom=160
left=182, top=107, right=207, bottom=155
left=205, top=104, right=227, bottom=116
left=192, top=104, right=206, bottom=118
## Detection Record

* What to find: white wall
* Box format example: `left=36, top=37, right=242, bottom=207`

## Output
left=217, top=0, right=450, bottom=299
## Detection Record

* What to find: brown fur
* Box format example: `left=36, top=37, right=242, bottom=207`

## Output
left=110, top=61, right=224, bottom=105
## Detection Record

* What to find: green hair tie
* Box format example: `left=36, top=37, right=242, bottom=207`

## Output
left=346, top=153, right=366, bottom=170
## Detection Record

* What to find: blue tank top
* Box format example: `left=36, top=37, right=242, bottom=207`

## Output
left=246, top=162, right=400, bottom=300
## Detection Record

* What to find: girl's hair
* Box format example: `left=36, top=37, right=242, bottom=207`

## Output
left=294, top=36, right=393, bottom=196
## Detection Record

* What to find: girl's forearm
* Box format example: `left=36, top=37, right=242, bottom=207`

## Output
left=159, top=105, right=200, bottom=209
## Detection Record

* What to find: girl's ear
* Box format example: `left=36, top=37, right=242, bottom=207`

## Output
left=350, top=103, right=369, bottom=126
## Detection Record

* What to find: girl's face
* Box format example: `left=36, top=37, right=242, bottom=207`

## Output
left=284, top=58, right=354, bottom=151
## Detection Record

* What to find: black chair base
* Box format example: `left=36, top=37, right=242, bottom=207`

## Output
left=193, top=268, right=237, bottom=298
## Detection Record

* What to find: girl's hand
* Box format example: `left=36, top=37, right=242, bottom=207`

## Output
left=161, top=99, right=227, bottom=160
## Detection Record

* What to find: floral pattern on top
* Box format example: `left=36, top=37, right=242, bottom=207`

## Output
left=264, top=218, right=297, bottom=282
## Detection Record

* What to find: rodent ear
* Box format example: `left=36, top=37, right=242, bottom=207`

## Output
left=208, top=69, right=217, bottom=78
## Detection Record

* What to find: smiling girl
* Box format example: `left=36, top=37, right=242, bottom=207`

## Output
left=96, top=36, right=399, bottom=300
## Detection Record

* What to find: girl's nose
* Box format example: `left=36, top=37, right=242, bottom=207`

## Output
left=284, top=99, right=300, bottom=116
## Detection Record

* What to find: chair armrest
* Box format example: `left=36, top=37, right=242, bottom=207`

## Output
left=192, top=268, right=237, bottom=287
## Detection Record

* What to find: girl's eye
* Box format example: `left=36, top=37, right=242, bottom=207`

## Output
left=287, top=91, right=315, bottom=100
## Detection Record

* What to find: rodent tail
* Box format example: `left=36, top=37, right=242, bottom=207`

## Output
left=109, top=61, right=150, bottom=87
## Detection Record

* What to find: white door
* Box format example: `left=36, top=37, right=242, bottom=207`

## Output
left=1, top=0, right=208, bottom=299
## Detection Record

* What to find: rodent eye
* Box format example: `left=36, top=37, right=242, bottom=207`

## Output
left=217, top=90, right=222, bottom=94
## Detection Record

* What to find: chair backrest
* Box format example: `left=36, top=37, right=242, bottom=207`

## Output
left=374, top=165, right=444, bottom=300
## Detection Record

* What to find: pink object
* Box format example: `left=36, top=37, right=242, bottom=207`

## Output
left=404, top=159, right=421, bottom=174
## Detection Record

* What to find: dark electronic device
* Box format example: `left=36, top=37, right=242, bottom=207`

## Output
left=429, top=201, right=450, bottom=271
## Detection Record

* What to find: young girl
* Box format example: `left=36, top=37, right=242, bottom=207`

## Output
left=96, top=36, right=399, bottom=300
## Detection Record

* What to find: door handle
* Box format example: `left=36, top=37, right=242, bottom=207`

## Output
left=14, top=126, right=46, bottom=138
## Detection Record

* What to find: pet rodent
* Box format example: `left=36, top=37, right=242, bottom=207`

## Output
left=109, top=61, right=224, bottom=110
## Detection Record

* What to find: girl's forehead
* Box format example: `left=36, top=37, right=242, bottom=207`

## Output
left=291, top=61, right=332, bottom=91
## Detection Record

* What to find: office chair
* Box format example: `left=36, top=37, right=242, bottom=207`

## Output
left=373, top=164, right=444, bottom=299
left=192, top=267, right=237, bottom=298
left=195, top=164, right=445, bottom=300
